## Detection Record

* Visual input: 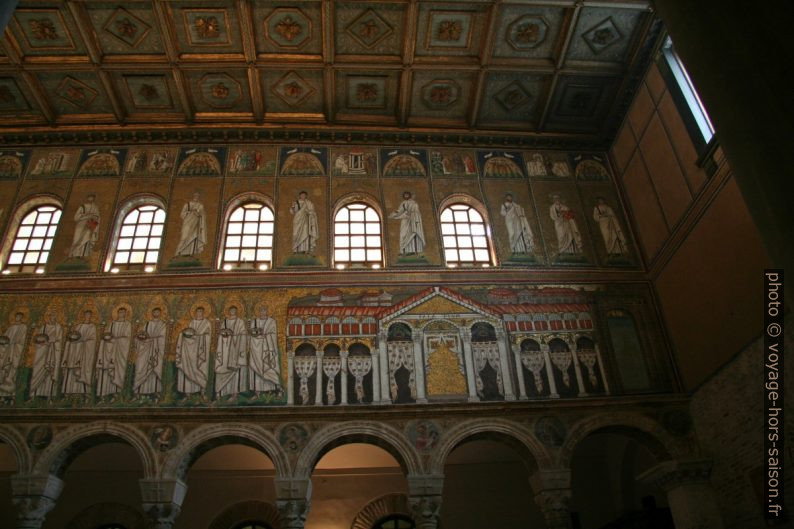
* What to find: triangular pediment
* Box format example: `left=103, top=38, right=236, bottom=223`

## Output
left=405, top=296, right=471, bottom=315
left=381, top=287, right=498, bottom=321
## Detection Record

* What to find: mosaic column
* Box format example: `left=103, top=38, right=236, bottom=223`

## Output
left=139, top=478, right=187, bottom=529
left=495, top=328, right=516, bottom=400
left=511, top=342, right=528, bottom=399
left=371, top=350, right=381, bottom=404
left=639, top=460, right=725, bottom=529
left=541, top=343, right=559, bottom=398
left=378, top=329, right=391, bottom=403
left=568, top=339, right=588, bottom=397
left=459, top=331, right=479, bottom=402
left=314, top=350, right=324, bottom=406
left=340, top=349, right=349, bottom=405
left=287, top=350, right=295, bottom=405
left=11, top=474, right=63, bottom=529
left=412, top=331, right=427, bottom=403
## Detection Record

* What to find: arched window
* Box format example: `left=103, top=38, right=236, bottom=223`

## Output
left=107, top=203, right=166, bottom=272
left=372, top=514, right=415, bottom=529
left=221, top=202, right=275, bottom=270
left=2, top=202, right=62, bottom=274
left=333, top=202, right=383, bottom=268
left=232, top=523, right=273, bottom=529
left=439, top=203, right=493, bottom=266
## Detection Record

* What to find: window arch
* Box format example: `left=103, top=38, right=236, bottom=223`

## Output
left=1, top=199, right=63, bottom=274
left=333, top=202, right=383, bottom=268
left=106, top=199, right=167, bottom=272
left=220, top=199, right=275, bottom=271
left=439, top=200, right=493, bottom=266
left=232, top=523, right=272, bottom=529
left=372, top=514, right=415, bottom=529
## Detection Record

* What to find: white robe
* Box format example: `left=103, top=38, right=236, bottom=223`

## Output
left=30, top=322, right=62, bottom=398
left=215, top=317, right=248, bottom=397
left=549, top=202, right=583, bottom=255
left=593, top=204, right=627, bottom=255
left=390, top=199, right=425, bottom=254
left=133, top=319, right=166, bottom=395
left=61, top=322, right=97, bottom=395
left=175, top=318, right=210, bottom=394
left=500, top=201, right=534, bottom=254
left=0, top=322, right=27, bottom=395
left=290, top=198, right=318, bottom=253
left=95, top=319, right=132, bottom=397
left=175, top=200, right=207, bottom=256
left=69, top=202, right=100, bottom=258
left=249, top=317, right=280, bottom=392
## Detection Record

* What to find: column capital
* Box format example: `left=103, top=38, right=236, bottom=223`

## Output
left=276, top=498, right=310, bottom=529
left=139, top=478, right=187, bottom=529
left=534, top=488, right=572, bottom=529
left=11, top=474, right=64, bottom=529
left=407, top=494, right=442, bottom=529
left=638, top=459, right=714, bottom=491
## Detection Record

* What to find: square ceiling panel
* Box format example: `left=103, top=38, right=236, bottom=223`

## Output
left=566, top=7, right=646, bottom=65
left=37, top=71, right=114, bottom=118
left=87, top=3, right=165, bottom=56
left=0, top=76, right=35, bottom=114
left=414, top=3, right=488, bottom=60
left=113, top=72, right=184, bottom=117
left=262, top=69, right=325, bottom=115
left=336, top=70, right=399, bottom=120
left=491, top=5, right=567, bottom=63
left=334, top=2, right=405, bottom=58
left=545, top=74, right=620, bottom=133
left=168, top=1, right=244, bottom=57
left=409, top=70, right=476, bottom=125
left=256, top=3, right=323, bottom=57
left=478, top=72, right=548, bottom=129
left=9, top=7, right=87, bottom=57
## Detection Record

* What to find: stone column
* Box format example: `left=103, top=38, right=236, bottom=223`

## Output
left=275, top=478, right=312, bottom=529
left=541, top=343, right=559, bottom=398
left=459, top=332, right=479, bottom=402
left=378, top=329, right=391, bottom=403
left=412, top=331, right=427, bottom=403
left=340, top=349, right=349, bottom=405
left=407, top=475, right=444, bottom=529
left=11, top=474, right=63, bottom=529
left=139, top=478, right=187, bottom=529
left=370, top=350, right=381, bottom=404
left=530, top=469, right=573, bottom=529
left=495, top=328, right=516, bottom=400
left=638, top=460, right=724, bottom=529
left=569, top=339, right=588, bottom=397
left=512, top=342, right=528, bottom=399
left=314, top=350, right=324, bottom=405
left=594, top=344, right=610, bottom=394
left=287, top=350, right=295, bottom=405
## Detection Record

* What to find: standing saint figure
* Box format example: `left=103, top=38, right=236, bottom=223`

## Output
left=389, top=191, right=426, bottom=255
left=549, top=194, right=583, bottom=255
left=61, top=310, right=98, bottom=396
left=593, top=197, right=627, bottom=256
left=30, top=312, right=63, bottom=398
left=290, top=191, right=318, bottom=254
left=175, top=306, right=210, bottom=396
left=69, top=194, right=100, bottom=258
left=249, top=305, right=281, bottom=393
left=0, top=312, right=28, bottom=396
left=175, top=192, right=207, bottom=257
left=500, top=194, right=534, bottom=254
left=215, top=306, right=248, bottom=398
left=133, top=307, right=167, bottom=397
left=95, top=307, right=132, bottom=398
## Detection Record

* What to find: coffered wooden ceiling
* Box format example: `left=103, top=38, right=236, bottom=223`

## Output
left=0, top=0, right=659, bottom=147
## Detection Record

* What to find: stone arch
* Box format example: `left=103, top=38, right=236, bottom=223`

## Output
left=66, top=501, right=146, bottom=529
left=162, top=423, right=290, bottom=481
left=208, top=500, right=282, bottom=529
left=558, top=412, right=693, bottom=469
left=351, top=493, right=412, bottom=529
left=294, top=421, right=422, bottom=479
left=0, top=424, right=32, bottom=473
left=429, top=418, right=553, bottom=474
left=33, top=421, right=156, bottom=478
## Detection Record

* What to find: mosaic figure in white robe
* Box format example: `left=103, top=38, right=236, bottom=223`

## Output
left=175, top=307, right=210, bottom=395
left=175, top=192, right=207, bottom=257
left=389, top=192, right=426, bottom=254
left=95, top=308, right=132, bottom=398
left=69, top=194, right=100, bottom=258
left=549, top=195, right=583, bottom=255
left=215, top=306, right=248, bottom=397
left=61, top=311, right=97, bottom=395
left=30, top=313, right=62, bottom=398
left=133, top=307, right=166, bottom=396
left=593, top=197, right=627, bottom=256
left=290, top=191, right=318, bottom=254
left=249, top=306, right=281, bottom=392
left=0, top=312, right=28, bottom=396
left=500, top=194, right=534, bottom=254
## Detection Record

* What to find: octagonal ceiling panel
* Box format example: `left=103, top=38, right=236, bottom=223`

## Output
left=477, top=72, right=548, bottom=129
left=565, top=7, right=646, bottom=65
left=491, top=5, right=566, bottom=62
left=86, top=3, right=166, bottom=56
left=185, top=69, right=252, bottom=114
left=334, top=3, right=404, bottom=57
left=409, top=70, right=475, bottom=125
left=256, top=4, right=322, bottom=56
